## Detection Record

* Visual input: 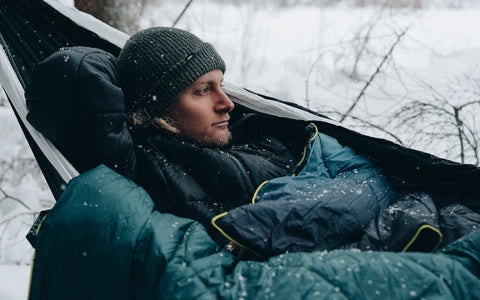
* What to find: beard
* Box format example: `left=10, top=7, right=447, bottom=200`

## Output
left=214, top=132, right=233, bottom=147
left=198, top=131, right=232, bottom=148
left=154, top=117, right=232, bottom=148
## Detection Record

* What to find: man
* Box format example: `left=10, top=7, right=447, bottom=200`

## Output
left=117, top=27, right=307, bottom=241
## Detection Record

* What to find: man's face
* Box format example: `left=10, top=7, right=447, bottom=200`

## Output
left=168, top=69, right=235, bottom=146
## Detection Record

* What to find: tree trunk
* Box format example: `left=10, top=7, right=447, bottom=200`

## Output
left=74, top=0, right=145, bottom=34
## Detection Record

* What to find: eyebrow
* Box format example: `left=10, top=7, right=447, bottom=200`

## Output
left=193, top=78, right=224, bottom=86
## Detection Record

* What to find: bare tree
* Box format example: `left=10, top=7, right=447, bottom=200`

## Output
left=74, top=0, right=147, bottom=34
left=303, top=0, right=478, bottom=166
left=388, top=75, right=480, bottom=165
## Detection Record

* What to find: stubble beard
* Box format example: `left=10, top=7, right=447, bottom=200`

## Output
left=214, top=131, right=232, bottom=147
left=200, top=130, right=232, bottom=148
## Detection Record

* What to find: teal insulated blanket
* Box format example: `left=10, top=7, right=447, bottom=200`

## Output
left=30, top=165, right=480, bottom=299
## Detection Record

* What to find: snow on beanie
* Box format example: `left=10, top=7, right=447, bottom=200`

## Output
left=117, top=27, right=226, bottom=118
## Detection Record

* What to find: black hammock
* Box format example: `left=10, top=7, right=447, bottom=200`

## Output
left=1, top=0, right=479, bottom=221
left=0, top=0, right=124, bottom=199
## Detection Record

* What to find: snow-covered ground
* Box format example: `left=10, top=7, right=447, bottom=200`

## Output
left=1, top=0, right=479, bottom=299
left=0, top=265, right=30, bottom=300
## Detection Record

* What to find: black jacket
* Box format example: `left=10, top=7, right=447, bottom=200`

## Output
left=133, top=113, right=310, bottom=235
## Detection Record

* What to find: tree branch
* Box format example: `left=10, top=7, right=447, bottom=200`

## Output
left=340, top=25, right=411, bottom=122
left=172, top=0, right=195, bottom=27
left=0, top=186, right=32, bottom=211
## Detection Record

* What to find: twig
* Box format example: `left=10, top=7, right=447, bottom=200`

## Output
left=0, top=186, right=32, bottom=210
left=340, top=25, right=411, bottom=123
left=172, top=0, right=195, bottom=27
left=349, top=7, right=385, bottom=80
left=305, top=52, right=324, bottom=109
left=452, top=106, right=465, bottom=163
left=346, top=115, right=404, bottom=145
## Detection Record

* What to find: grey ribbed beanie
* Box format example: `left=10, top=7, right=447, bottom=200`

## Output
left=117, top=27, right=226, bottom=117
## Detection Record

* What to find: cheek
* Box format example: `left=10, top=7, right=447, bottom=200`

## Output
left=174, top=108, right=208, bottom=132
left=170, top=103, right=193, bottom=124
left=169, top=99, right=214, bottom=132
left=186, top=106, right=210, bottom=123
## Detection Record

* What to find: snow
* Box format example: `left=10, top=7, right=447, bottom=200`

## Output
left=0, top=265, right=31, bottom=300
left=1, top=0, right=480, bottom=299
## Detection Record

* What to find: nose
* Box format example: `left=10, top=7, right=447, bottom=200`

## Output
left=215, top=88, right=234, bottom=113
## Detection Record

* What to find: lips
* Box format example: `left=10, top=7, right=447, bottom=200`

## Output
left=212, top=120, right=229, bottom=127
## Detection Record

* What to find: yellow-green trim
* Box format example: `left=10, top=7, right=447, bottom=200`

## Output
left=295, top=148, right=309, bottom=174
left=211, top=212, right=232, bottom=239
left=308, top=123, right=319, bottom=142
left=401, top=224, right=443, bottom=252
left=292, top=123, right=319, bottom=177
left=27, top=214, right=48, bottom=299
left=251, top=180, right=269, bottom=204
left=211, top=212, right=265, bottom=259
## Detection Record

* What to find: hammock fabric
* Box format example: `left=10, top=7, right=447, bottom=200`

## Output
left=0, top=0, right=123, bottom=199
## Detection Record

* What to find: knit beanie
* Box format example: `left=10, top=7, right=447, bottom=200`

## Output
left=117, top=27, right=226, bottom=117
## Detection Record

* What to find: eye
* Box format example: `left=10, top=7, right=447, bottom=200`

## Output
left=194, top=87, right=209, bottom=96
